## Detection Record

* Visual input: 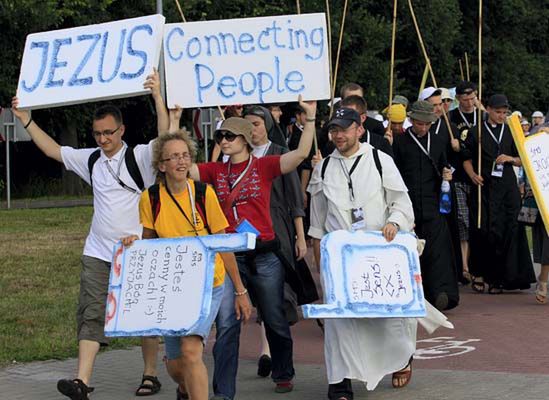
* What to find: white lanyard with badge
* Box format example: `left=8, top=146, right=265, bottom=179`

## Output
left=407, top=130, right=446, bottom=176
left=339, top=155, right=364, bottom=230
left=484, top=122, right=505, bottom=178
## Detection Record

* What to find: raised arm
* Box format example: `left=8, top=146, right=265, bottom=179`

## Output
left=279, top=96, right=317, bottom=174
left=11, top=97, right=62, bottom=162
left=144, top=68, right=169, bottom=136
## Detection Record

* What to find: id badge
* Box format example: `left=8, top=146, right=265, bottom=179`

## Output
left=235, top=219, right=260, bottom=236
left=491, top=162, right=504, bottom=178
left=351, top=207, right=366, bottom=231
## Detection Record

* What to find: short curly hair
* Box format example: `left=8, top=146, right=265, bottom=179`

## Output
left=152, top=130, right=198, bottom=181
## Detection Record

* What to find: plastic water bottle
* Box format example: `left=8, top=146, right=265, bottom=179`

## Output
left=439, top=180, right=452, bottom=214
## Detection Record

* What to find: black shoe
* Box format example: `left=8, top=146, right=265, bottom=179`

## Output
left=57, top=378, right=94, bottom=400
left=257, top=354, right=272, bottom=377
left=435, top=292, right=449, bottom=311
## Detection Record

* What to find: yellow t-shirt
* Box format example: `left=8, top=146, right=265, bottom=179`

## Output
left=139, top=179, right=229, bottom=287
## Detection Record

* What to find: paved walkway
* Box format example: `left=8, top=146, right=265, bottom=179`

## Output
left=2, top=280, right=549, bottom=400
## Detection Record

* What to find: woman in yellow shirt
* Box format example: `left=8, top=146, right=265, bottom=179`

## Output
left=123, top=130, right=250, bottom=400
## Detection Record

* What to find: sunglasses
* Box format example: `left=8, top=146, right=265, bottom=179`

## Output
left=214, top=130, right=239, bottom=144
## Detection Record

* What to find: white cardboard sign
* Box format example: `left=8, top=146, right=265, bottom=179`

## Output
left=302, top=230, right=426, bottom=319
left=163, top=13, right=330, bottom=108
left=105, top=233, right=255, bottom=337
left=16, top=14, right=165, bottom=110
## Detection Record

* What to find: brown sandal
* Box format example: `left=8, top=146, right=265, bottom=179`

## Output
left=392, top=357, right=413, bottom=389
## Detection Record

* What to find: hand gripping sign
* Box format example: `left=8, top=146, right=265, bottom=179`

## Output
left=17, top=14, right=165, bottom=110
left=105, top=233, right=255, bottom=337
left=302, top=230, right=426, bottom=319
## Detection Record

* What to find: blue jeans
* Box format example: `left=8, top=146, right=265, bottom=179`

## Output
left=212, top=252, right=295, bottom=399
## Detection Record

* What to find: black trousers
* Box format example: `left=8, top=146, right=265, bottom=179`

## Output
left=328, top=378, right=353, bottom=400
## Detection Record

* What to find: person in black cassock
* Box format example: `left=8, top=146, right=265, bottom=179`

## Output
left=462, top=94, right=535, bottom=293
left=393, top=100, right=460, bottom=310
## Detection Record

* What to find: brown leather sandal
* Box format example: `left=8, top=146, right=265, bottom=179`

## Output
left=392, top=357, right=413, bottom=389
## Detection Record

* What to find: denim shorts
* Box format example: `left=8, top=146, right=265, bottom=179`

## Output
left=164, top=283, right=224, bottom=360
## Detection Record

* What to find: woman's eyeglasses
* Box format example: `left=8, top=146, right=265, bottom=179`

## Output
left=214, top=131, right=239, bottom=144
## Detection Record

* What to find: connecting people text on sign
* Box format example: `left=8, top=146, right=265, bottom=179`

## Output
left=163, top=13, right=331, bottom=108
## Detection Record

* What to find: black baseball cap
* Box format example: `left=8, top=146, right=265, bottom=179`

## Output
left=487, top=94, right=510, bottom=109
left=456, top=81, right=477, bottom=95
left=327, top=107, right=362, bottom=129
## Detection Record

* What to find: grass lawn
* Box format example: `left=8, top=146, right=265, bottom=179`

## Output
left=0, top=207, right=138, bottom=367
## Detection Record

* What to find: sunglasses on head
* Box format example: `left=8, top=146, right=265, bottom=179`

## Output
left=214, top=130, right=239, bottom=144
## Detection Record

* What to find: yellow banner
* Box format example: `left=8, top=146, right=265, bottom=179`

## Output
left=508, top=115, right=549, bottom=235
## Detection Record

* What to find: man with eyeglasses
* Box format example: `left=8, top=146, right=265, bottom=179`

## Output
left=11, top=69, right=169, bottom=400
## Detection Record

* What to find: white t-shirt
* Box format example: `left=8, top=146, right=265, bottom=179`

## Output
left=61, top=141, right=156, bottom=262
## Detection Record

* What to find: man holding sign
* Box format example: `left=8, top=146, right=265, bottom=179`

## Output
left=11, top=69, right=168, bottom=399
left=307, top=108, right=416, bottom=399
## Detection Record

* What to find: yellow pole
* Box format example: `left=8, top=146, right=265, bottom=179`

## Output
left=329, top=0, right=349, bottom=119
left=388, top=0, right=398, bottom=107
left=477, top=2, right=483, bottom=228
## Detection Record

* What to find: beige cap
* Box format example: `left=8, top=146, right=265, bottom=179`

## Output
left=216, top=117, right=253, bottom=146
left=439, top=87, right=453, bottom=101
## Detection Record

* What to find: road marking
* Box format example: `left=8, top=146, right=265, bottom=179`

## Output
left=415, top=336, right=481, bottom=359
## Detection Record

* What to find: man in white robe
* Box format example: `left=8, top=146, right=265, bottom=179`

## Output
left=308, top=108, right=416, bottom=400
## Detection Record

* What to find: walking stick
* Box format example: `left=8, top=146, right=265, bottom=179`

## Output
left=388, top=0, right=398, bottom=108
left=477, top=1, right=483, bottom=229
left=329, top=0, right=349, bottom=119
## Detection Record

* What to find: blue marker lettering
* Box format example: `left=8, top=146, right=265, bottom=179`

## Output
left=306, top=27, right=324, bottom=61
left=270, top=21, right=285, bottom=48
left=187, top=37, right=202, bottom=59
left=205, top=35, right=222, bottom=56
left=68, top=33, right=100, bottom=87
left=195, top=63, right=214, bottom=103
left=45, top=38, right=72, bottom=88
left=21, top=41, right=49, bottom=93
left=98, top=29, right=127, bottom=83
left=217, top=76, right=237, bottom=98
left=257, top=72, right=274, bottom=103
left=219, top=32, right=238, bottom=55
left=238, top=32, right=255, bottom=53
left=274, top=56, right=284, bottom=93
left=257, top=29, right=270, bottom=50
left=287, top=28, right=295, bottom=50
left=120, top=24, right=152, bottom=80
left=239, top=72, right=257, bottom=96
left=166, top=27, right=184, bottom=61
left=293, top=29, right=309, bottom=49
left=285, top=70, right=304, bottom=93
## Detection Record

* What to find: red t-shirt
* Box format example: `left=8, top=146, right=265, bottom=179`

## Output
left=198, top=155, right=282, bottom=241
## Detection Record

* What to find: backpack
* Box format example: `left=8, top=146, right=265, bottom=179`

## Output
left=87, top=146, right=145, bottom=191
left=321, top=147, right=382, bottom=180
left=148, top=181, right=211, bottom=234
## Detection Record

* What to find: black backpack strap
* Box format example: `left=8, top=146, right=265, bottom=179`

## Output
left=125, top=146, right=145, bottom=191
left=194, top=181, right=210, bottom=234
left=148, top=184, right=161, bottom=224
left=372, top=148, right=383, bottom=179
left=87, top=149, right=101, bottom=186
left=320, top=156, right=331, bottom=180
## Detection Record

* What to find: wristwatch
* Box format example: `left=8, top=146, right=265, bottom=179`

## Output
left=389, top=222, right=400, bottom=230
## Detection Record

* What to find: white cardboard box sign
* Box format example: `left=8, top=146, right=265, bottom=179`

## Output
left=302, top=230, right=427, bottom=319
left=163, top=13, right=331, bottom=108
left=16, top=14, right=165, bottom=110
left=105, top=233, right=255, bottom=337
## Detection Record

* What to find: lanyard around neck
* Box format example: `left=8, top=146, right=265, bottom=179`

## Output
left=408, top=129, right=431, bottom=157
left=165, top=181, right=198, bottom=235
left=339, top=155, right=363, bottom=202
left=458, top=108, right=476, bottom=128
left=484, top=121, right=505, bottom=146
left=433, top=119, right=442, bottom=135
left=227, top=155, right=253, bottom=190
left=105, top=146, right=138, bottom=194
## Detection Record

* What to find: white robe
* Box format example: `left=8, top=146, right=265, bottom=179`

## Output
left=308, top=143, right=449, bottom=390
